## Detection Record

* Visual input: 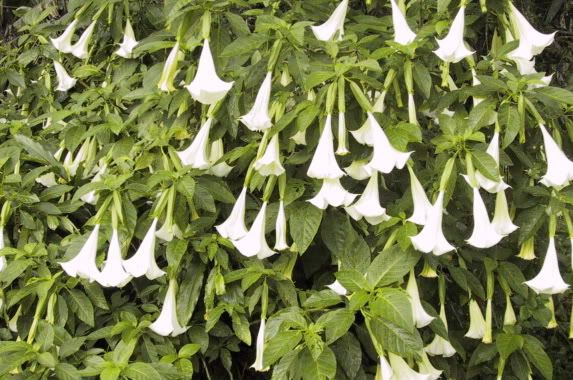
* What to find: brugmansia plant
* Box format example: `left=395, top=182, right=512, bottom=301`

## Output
left=1, top=0, right=573, bottom=378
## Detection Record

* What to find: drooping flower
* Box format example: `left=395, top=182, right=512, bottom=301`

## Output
left=96, top=229, right=132, bottom=288
left=60, top=225, right=101, bottom=281
left=307, top=115, right=345, bottom=179
left=327, top=280, right=348, bottom=296
left=406, top=270, right=435, bottom=328
left=388, top=353, right=432, bottom=380
left=311, top=0, right=349, bottom=41
left=254, top=134, right=285, bottom=176
left=524, top=237, right=569, bottom=295
left=407, top=166, right=433, bottom=225
left=207, top=139, right=233, bottom=177
left=425, top=304, right=456, bottom=357
left=274, top=200, right=289, bottom=251
left=115, top=19, right=138, bottom=58
left=411, top=191, right=455, bottom=256
left=364, top=113, right=412, bottom=174
left=232, top=202, right=276, bottom=259
left=149, top=278, right=189, bottom=337
left=345, top=173, right=390, bottom=225
left=503, top=293, right=517, bottom=326
left=336, top=113, right=349, bottom=155
left=155, top=218, right=183, bottom=242
left=240, top=72, right=272, bottom=131
left=177, top=118, right=212, bottom=169
left=390, top=0, right=417, bottom=45
left=0, top=226, right=6, bottom=272
left=344, top=160, right=371, bottom=180
left=186, top=39, right=234, bottom=105
left=376, top=354, right=394, bottom=380
left=433, top=6, right=474, bottom=63
left=251, top=318, right=269, bottom=372
left=50, top=19, right=78, bottom=54
left=216, top=187, right=248, bottom=240
left=492, top=190, right=518, bottom=236
left=350, top=118, right=376, bottom=146
left=466, top=187, right=504, bottom=249
left=54, top=61, right=77, bottom=92
left=70, top=21, right=96, bottom=59
left=465, top=299, right=486, bottom=339
left=80, top=163, right=107, bottom=205
left=464, top=132, right=509, bottom=193
left=158, top=42, right=181, bottom=93
left=508, top=3, right=555, bottom=61
left=417, top=352, right=443, bottom=380
left=518, top=237, right=536, bottom=260
left=308, top=178, right=357, bottom=210
left=123, top=219, right=165, bottom=280
left=539, top=124, right=573, bottom=188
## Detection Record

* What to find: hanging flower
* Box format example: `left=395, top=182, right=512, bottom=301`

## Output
left=336, top=113, right=349, bottom=155
left=524, top=237, right=569, bottom=295
left=327, top=280, right=348, bottom=296
left=464, top=132, right=509, bottom=193
left=251, top=318, right=269, bottom=372
left=115, top=19, right=138, bottom=58
left=307, top=115, right=345, bottom=179
left=149, top=278, right=189, bottom=337
left=207, top=139, right=233, bottom=177
left=185, top=39, right=234, bottom=105
left=50, top=19, right=78, bottom=54
left=308, top=178, right=357, bottom=210
left=508, top=3, right=555, bottom=61
left=425, top=304, right=456, bottom=357
left=70, top=21, right=96, bottom=59
left=60, top=225, right=101, bottom=282
left=411, top=191, right=455, bottom=256
left=539, top=124, right=573, bottom=188
left=216, top=187, right=249, bottom=240
left=158, top=42, right=181, bottom=93
left=433, top=6, right=474, bottom=63
left=364, top=113, right=412, bottom=174
left=177, top=118, right=212, bottom=169
left=466, top=187, right=504, bottom=249
left=54, top=61, right=77, bottom=92
left=407, top=166, right=433, bottom=225
left=96, top=229, right=132, bottom=288
left=311, top=0, right=349, bottom=41
left=122, top=219, right=165, bottom=280
left=350, top=118, right=376, bottom=146
left=232, top=202, right=276, bottom=259
left=417, top=352, right=442, bottom=380
left=388, top=353, right=431, bottom=380
left=503, top=293, right=517, bottom=326
left=390, top=0, right=417, bottom=45
left=240, top=72, right=272, bottom=131
left=492, top=190, right=518, bottom=236
left=406, top=270, right=435, bottom=328
left=80, top=163, right=107, bottom=205
left=345, top=173, right=390, bottom=225
left=518, top=237, right=536, bottom=260
left=465, top=299, right=486, bottom=339
left=155, top=218, right=183, bottom=242
left=254, top=134, right=285, bottom=176
left=0, top=227, right=6, bottom=273
left=274, top=200, right=289, bottom=250
left=376, top=354, right=393, bottom=380
left=344, top=160, right=371, bottom=180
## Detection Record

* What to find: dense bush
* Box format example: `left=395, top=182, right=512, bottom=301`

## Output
left=1, top=0, right=573, bottom=379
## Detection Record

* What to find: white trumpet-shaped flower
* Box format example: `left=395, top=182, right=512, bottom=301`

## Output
left=233, top=202, right=276, bottom=259
left=186, top=39, right=234, bottom=105
left=70, top=21, right=96, bottom=59
left=241, top=72, right=272, bottom=131
left=251, top=318, right=269, bottom=372
left=433, top=6, right=474, bottom=63
left=350, top=118, right=376, bottom=146
left=122, top=219, right=165, bottom=280
left=149, top=279, right=189, bottom=337
left=466, top=187, right=505, bottom=249
left=207, top=139, right=233, bottom=177
left=308, top=178, right=357, bottom=210
left=307, top=115, right=345, bottom=179
left=177, top=118, right=212, bottom=169
left=417, top=352, right=443, bottom=380
left=0, top=227, right=6, bottom=272
left=492, top=190, right=518, bottom=236
left=376, top=354, right=393, bottom=380
left=508, top=3, right=555, bottom=61
left=364, top=113, right=412, bottom=174
left=388, top=353, right=432, bottom=380
left=465, top=299, right=486, bottom=339
left=539, top=124, right=573, bottom=188
left=406, top=270, right=435, bottom=328
left=54, top=61, right=77, bottom=92
left=345, top=173, right=390, bottom=225
left=464, top=132, right=509, bottom=193
left=155, top=218, right=183, bottom=242
left=327, top=280, right=348, bottom=296
left=411, top=191, right=455, bottom=256
left=524, top=237, right=569, bottom=295
left=97, top=229, right=132, bottom=288
left=425, top=304, right=456, bottom=357
left=390, top=0, right=417, bottom=45
left=345, top=160, right=372, bottom=180
left=115, top=19, right=138, bottom=58
left=274, top=200, right=289, bottom=250
left=60, top=225, right=101, bottom=281
left=311, top=0, right=349, bottom=41
left=407, top=166, right=433, bottom=225
left=50, top=19, right=78, bottom=54
left=80, top=163, right=107, bottom=205
left=254, top=134, right=285, bottom=176
left=216, top=187, right=248, bottom=240
left=158, top=42, right=181, bottom=92
left=336, top=113, right=349, bottom=155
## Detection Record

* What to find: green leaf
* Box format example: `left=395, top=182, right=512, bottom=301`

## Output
left=55, top=363, right=81, bottom=380
left=14, top=135, right=61, bottom=168
left=303, top=290, right=343, bottom=309
left=496, top=333, right=524, bottom=360
left=264, top=330, right=303, bottom=367
left=523, top=335, right=553, bottom=380
left=365, top=246, right=420, bottom=288
left=369, top=288, right=414, bottom=331
left=231, top=311, right=252, bottom=345
left=369, top=317, right=423, bottom=356
left=177, top=260, right=205, bottom=324
left=336, top=270, right=371, bottom=292
left=123, top=362, right=161, bottom=380
left=289, top=202, right=322, bottom=254
left=535, top=86, right=573, bottom=106
left=316, top=309, right=355, bottom=344
left=498, top=104, right=521, bottom=148
left=295, top=347, right=337, bottom=380
left=472, top=149, right=500, bottom=182
left=305, top=71, right=336, bottom=90
left=220, top=34, right=268, bottom=57
left=413, top=62, right=432, bottom=99
left=67, top=289, right=94, bottom=327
